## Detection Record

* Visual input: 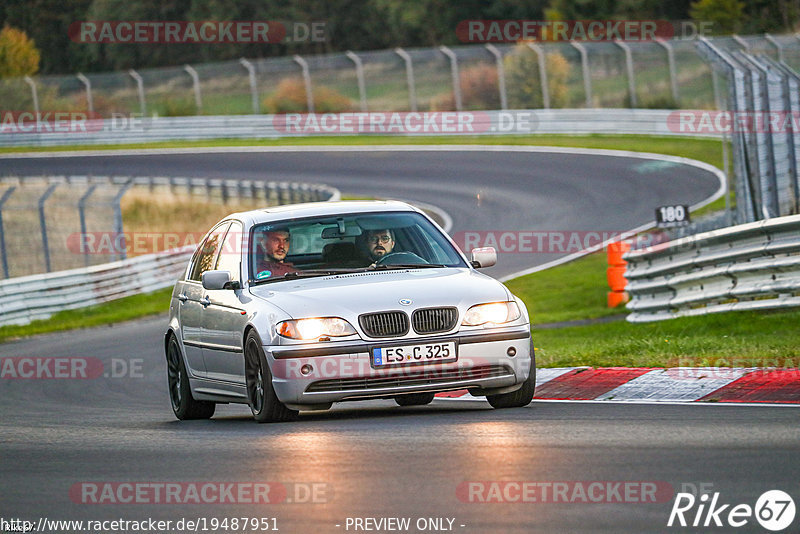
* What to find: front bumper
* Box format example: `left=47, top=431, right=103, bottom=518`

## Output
left=266, top=328, right=532, bottom=407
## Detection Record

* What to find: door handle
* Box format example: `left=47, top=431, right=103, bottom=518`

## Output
left=200, top=296, right=211, bottom=307
left=178, top=294, right=188, bottom=303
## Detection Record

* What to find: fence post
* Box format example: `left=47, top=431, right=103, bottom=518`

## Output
left=239, top=58, right=260, bottom=114
left=484, top=44, right=507, bottom=110
left=394, top=47, right=417, bottom=112
left=293, top=55, right=314, bottom=113
left=113, top=180, right=133, bottom=261
left=77, top=73, right=94, bottom=113
left=23, top=76, right=39, bottom=115
left=614, top=40, right=637, bottom=108
left=732, top=34, right=751, bottom=52
left=38, top=184, right=58, bottom=273
left=764, top=33, right=784, bottom=63
left=711, top=69, right=733, bottom=225
left=772, top=59, right=800, bottom=212
left=183, top=65, right=203, bottom=114
left=742, top=55, right=779, bottom=219
left=526, top=43, right=549, bottom=109
left=655, top=39, right=680, bottom=103
left=345, top=51, right=368, bottom=112
left=570, top=41, right=592, bottom=107
left=0, top=187, right=16, bottom=279
left=128, top=69, right=146, bottom=116
left=78, top=184, right=99, bottom=267
left=439, top=46, right=462, bottom=111
left=698, top=37, right=760, bottom=222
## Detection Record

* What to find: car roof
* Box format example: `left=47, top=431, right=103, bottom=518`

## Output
left=228, top=200, right=422, bottom=226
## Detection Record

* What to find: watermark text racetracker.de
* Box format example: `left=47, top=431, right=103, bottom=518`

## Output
left=69, top=481, right=329, bottom=504
left=69, top=20, right=326, bottom=44
left=668, top=110, right=800, bottom=134
left=455, top=20, right=714, bottom=42
left=453, top=230, right=668, bottom=255
left=1, top=112, right=146, bottom=134
left=457, top=481, right=674, bottom=503
left=272, top=111, right=538, bottom=135
left=0, top=357, right=143, bottom=379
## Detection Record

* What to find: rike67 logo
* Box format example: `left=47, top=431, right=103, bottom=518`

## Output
left=668, top=490, right=795, bottom=531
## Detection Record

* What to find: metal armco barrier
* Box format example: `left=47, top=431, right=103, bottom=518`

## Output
left=0, top=246, right=193, bottom=327
left=0, top=109, right=720, bottom=148
left=0, top=175, right=340, bottom=279
left=0, top=176, right=340, bottom=326
left=624, top=214, right=800, bottom=322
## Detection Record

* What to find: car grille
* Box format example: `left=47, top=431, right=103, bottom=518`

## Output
left=359, top=311, right=409, bottom=338
left=412, top=307, right=458, bottom=334
left=305, top=365, right=513, bottom=393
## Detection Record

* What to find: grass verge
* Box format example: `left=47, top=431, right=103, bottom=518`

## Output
left=532, top=309, right=800, bottom=369
left=506, top=251, right=800, bottom=368
left=0, top=288, right=172, bottom=343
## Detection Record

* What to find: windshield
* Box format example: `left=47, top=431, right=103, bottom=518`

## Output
left=249, top=211, right=466, bottom=283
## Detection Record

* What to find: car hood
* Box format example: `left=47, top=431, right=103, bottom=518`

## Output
left=248, top=268, right=510, bottom=319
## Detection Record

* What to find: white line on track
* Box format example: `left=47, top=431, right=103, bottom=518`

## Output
left=435, top=397, right=800, bottom=408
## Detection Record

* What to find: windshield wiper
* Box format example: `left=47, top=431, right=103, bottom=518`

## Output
left=371, top=263, right=448, bottom=270
left=250, top=268, right=368, bottom=286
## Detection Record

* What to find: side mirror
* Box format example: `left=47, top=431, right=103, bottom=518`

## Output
left=202, top=270, right=239, bottom=290
left=470, top=247, right=497, bottom=268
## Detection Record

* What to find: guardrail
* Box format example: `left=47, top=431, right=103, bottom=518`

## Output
left=0, top=109, right=718, bottom=148
left=0, top=177, right=340, bottom=327
left=624, top=214, right=800, bottom=322
left=0, top=246, right=193, bottom=327
left=0, top=175, right=340, bottom=280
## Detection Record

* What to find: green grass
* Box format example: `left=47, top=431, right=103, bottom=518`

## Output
left=506, top=252, right=621, bottom=325
left=506, top=247, right=800, bottom=368
left=532, top=309, right=800, bottom=369
left=0, top=288, right=172, bottom=343
left=0, top=133, right=723, bottom=164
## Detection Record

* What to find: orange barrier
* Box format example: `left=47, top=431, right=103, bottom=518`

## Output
left=606, top=241, right=630, bottom=307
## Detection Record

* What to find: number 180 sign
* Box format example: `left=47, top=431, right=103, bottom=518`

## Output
left=656, top=204, right=690, bottom=228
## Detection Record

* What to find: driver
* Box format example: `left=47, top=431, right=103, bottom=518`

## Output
left=360, top=229, right=395, bottom=263
left=255, top=228, right=298, bottom=279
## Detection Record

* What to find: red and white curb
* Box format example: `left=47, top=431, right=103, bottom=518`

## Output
left=434, top=367, right=800, bottom=404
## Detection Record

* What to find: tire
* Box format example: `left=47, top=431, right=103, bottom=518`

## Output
left=244, top=331, right=298, bottom=423
left=487, top=345, right=536, bottom=409
left=166, top=335, right=215, bottom=420
left=395, top=392, right=436, bottom=406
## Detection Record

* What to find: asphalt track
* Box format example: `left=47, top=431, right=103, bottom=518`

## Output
left=0, top=146, right=722, bottom=278
left=3, top=148, right=798, bottom=534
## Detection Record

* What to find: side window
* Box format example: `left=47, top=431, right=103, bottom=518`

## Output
left=215, top=221, right=243, bottom=283
left=188, top=223, right=230, bottom=282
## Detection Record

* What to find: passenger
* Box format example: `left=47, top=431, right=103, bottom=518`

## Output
left=255, top=228, right=298, bottom=278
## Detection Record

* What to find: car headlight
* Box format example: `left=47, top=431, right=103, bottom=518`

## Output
left=462, top=301, right=521, bottom=326
left=277, top=317, right=357, bottom=340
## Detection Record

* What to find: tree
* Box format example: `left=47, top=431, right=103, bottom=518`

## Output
left=0, top=25, right=40, bottom=78
left=689, top=0, right=745, bottom=35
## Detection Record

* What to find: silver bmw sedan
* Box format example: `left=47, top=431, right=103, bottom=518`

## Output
left=165, top=200, right=534, bottom=422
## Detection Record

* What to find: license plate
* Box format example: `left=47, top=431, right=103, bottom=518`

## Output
left=372, top=341, right=457, bottom=368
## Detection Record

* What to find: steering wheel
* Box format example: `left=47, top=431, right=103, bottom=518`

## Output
left=375, top=251, right=428, bottom=266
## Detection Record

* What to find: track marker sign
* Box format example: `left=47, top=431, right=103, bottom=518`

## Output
left=656, top=204, right=690, bottom=228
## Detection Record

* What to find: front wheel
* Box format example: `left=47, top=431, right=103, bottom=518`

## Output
left=166, top=335, right=215, bottom=420
left=487, top=346, right=536, bottom=409
left=244, top=331, right=298, bottom=423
